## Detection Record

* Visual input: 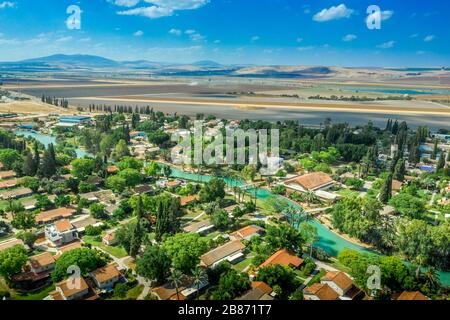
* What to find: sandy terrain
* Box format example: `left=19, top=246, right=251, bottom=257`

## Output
left=0, top=100, right=73, bottom=115
left=86, top=95, right=450, bottom=116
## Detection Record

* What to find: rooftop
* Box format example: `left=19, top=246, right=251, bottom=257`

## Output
left=304, top=283, right=339, bottom=300
left=30, top=252, right=55, bottom=270
left=91, top=264, right=121, bottom=284
left=229, top=225, right=263, bottom=240
left=259, top=249, right=303, bottom=269
left=397, top=291, right=429, bottom=300
left=321, top=271, right=353, bottom=291
left=54, top=219, right=74, bottom=233
left=200, top=240, right=245, bottom=267
left=284, top=172, right=334, bottom=191
left=35, top=207, right=76, bottom=224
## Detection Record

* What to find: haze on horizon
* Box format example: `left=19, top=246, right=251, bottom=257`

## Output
left=0, top=0, right=449, bottom=67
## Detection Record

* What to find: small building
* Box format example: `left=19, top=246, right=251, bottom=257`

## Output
left=29, top=252, right=56, bottom=274
left=200, top=240, right=246, bottom=268
left=321, top=271, right=354, bottom=297
left=45, top=219, right=78, bottom=247
left=55, top=241, right=83, bottom=259
left=180, top=194, right=200, bottom=207
left=166, top=180, right=182, bottom=189
left=0, top=179, right=18, bottom=190
left=284, top=172, right=334, bottom=193
left=396, top=291, right=429, bottom=301
left=0, top=238, right=25, bottom=252
left=107, top=165, right=119, bottom=174
left=0, top=170, right=16, bottom=180
left=229, top=225, right=264, bottom=241
left=304, top=283, right=339, bottom=301
left=392, top=179, right=403, bottom=193
left=102, top=232, right=118, bottom=246
left=50, top=277, right=91, bottom=300
left=237, top=281, right=274, bottom=301
left=0, top=187, right=33, bottom=200
left=35, top=207, right=76, bottom=225
left=132, top=185, right=154, bottom=195
left=258, top=249, right=303, bottom=269
left=59, top=115, right=91, bottom=124
left=90, top=264, right=122, bottom=290
left=183, top=219, right=214, bottom=235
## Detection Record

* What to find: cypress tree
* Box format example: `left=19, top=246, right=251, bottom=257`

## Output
left=437, top=153, right=446, bottom=171
left=431, top=139, right=438, bottom=160
left=379, top=174, right=393, bottom=204
left=129, top=196, right=144, bottom=258
left=393, top=159, right=405, bottom=181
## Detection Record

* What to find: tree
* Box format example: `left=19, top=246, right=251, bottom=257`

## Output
left=299, top=222, right=318, bottom=257
left=11, top=211, right=36, bottom=230
left=117, top=156, right=143, bottom=171
left=436, top=153, right=446, bottom=171
left=256, top=265, right=300, bottom=299
left=242, top=165, right=257, bottom=181
left=112, top=139, right=130, bottom=161
left=136, top=245, right=171, bottom=284
left=211, top=209, right=231, bottom=229
left=168, top=270, right=184, bottom=301
left=389, top=194, right=425, bottom=219
left=153, top=194, right=181, bottom=240
left=89, top=203, right=107, bottom=219
left=192, top=267, right=207, bottom=299
left=199, top=178, right=225, bottom=203
left=129, top=196, right=144, bottom=258
left=0, top=149, right=21, bottom=170
left=344, top=178, right=364, bottom=190
left=71, top=158, right=95, bottom=179
left=106, top=175, right=127, bottom=193
left=40, top=144, right=57, bottom=177
left=0, top=245, right=28, bottom=282
left=265, top=224, right=304, bottom=254
left=145, top=161, right=161, bottom=178
left=211, top=269, right=251, bottom=300
left=118, top=168, right=142, bottom=187
left=18, top=176, right=39, bottom=192
left=379, top=174, right=393, bottom=204
left=431, top=139, right=438, bottom=160
left=17, top=231, right=37, bottom=248
left=52, top=248, right=107, bottom=282
left=163, top=233, right=208, bottom=274
left=22, top=151, right=37, bottom=176
left=393, top=159, right=406, bottom=181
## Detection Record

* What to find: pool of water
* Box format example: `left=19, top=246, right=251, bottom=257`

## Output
left=15, top=130, right=91, bottom=158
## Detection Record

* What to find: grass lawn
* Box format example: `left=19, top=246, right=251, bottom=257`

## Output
left=82, top=235, right=128, bottom=258
left=308, top=268, right=327, bottom=286
left=232, top=256, right=254, bottom=272
left=13, top=284, right=55, bottom=300
left=337, top=189, right=360, bottom=198
left=201, top=231, right=221, bottom=241
left=126, top=284, right=144, bottom=300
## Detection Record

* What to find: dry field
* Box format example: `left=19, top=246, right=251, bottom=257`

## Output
left=0, top=100, right=73, bottom=115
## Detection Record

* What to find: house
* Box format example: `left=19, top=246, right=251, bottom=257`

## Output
left=180, top=194, right=200, bottom=207
left=49, top=277, right=92, bottom=300
left=45, top=219, right=78, bottom=247
left=102, top=232, right=118, bottom=246
left=29, top=252, right=56, bottom=274
left=304, top=283, right=339, bottom=300
left=284, top=172, right=334, bottom=193
left=132, top=185, right=154, bottom=195
left=35, top=207, right=76, bottom=225
left=0, top=179, right=18, bottom=190
left=392, top=179, right=403, bottom=193
left=321, top=271, right=354, bottom=297
left=0, top=238, right=25, bottom=252
left=229, top=225, right=264, bottom=241
left=55, top=241, right=83, bottom=259
left=107, top=165, right=119, bottom=174
left=0, top=170, right=16, bottom=180
left=237, top=281, right=274, bottom=300
left=166, top=180, right=182, bottom=189
left=90, top=264, right=121, bottom=290
left=200, top=240, right=245, bottom=268
left=396, top=291, right=429, bottom=300
left=22, top=198, right=37, bottom=211
left=0, top=187, right=33, bottom=200
left=183, top=219, right=214, bottom=235
left=258, top=249, right=304, bottom=269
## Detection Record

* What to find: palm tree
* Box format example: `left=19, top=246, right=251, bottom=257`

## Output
left=423, top=267, right=439, bottom=292
left=191, top=267, right=207, bottom=299
left=415, top=254, right=426, bottom=280
left=168, top=270, right=184, bottom=301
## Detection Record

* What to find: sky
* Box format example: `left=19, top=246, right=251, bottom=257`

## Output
left=0, top=0, right=449, bottom=67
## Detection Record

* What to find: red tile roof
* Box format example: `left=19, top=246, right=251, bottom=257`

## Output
left=304, top=283, right=339, bottom=300
left=259, top=249, right=303, bottom=269
left=284, top=172, right=333, bottom=191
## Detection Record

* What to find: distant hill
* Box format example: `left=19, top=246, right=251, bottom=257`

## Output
left=21, top=54, right=120, bottom=68
left=191, top=60, right=224, bottom=68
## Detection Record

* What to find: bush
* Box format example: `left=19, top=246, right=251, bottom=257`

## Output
left=85, top=225, right=103, bottom=236
left=301, top=261, right=315, bottom=276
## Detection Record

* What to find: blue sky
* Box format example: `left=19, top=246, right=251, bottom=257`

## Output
left=0, top=0, right=449, bottom=66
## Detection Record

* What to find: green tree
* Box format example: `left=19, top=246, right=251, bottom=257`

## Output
left=163, top=233, right=208, bottom=274
left=129, top=196, right=144, bottom=258
left=145, top=161, right=161, bottom=178
left=265, top=224, right=304, bottom=254
left=256, top=265, right=300, bottom=299
left=71, top=158, right=95, bottom=180
left=112, top=139, right=130, bottom=161
left=106, top=175, right=127, bottom=193
left=11, top=211, right=36, bottom=230
left=199, top=178, right=225, bottom=203
left=0, top=149, right=21, bottom=170
left=0, top=245, right=28, bottom=282
left=18, top=176, right=39, bottom=192
left=89, top=203, right=107, bottom=219
left=153, top=194, right=181, bottom=240
left=117, top=156, right=143, bottom=171
left=242, top=165, right=257, bottom=181
left=436, top=153, right=446, bottom=171
left=211, top=269, right=251, bottom=300
left=40, top=144, right=57, bottom=177
left=168, top=270, right=184, bottom=301
left=211, top=209, right=231, bottom=230
left=389, top=194, right=425, bottom=219
left=136, top=245, right=171, bottom=284
left=52, top=248, right=107, bottom=282
left=393, top=159, right=406, bottom=181
left=299, top=222, right=318, bottom=257
left=379, top=174, right=393, bottom=204
left=192, top=267, right=207, bottom=299
left=118, top=168, right=142, bottom=187
left=17, top=231, right=38, bottom=248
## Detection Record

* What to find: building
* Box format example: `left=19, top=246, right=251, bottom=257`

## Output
left=284, top=172, right=334, bottom=193
left=90, top=264, right=122, bottom=290
left=304, top=283, right=339, bottom=301
left=50, top=277, right=91, bottom=300
left=132, top=185, right=154, bottom=195
left=55, top=241, right=83, bottom=259
left=200, top=240, right=246, bottom=268
left=45, top=219, right=78, bottom=247
left=107, top=165, right=119, bottom=174
left=35, top=207, right=76, bottom=225
left=258, top=249, right=304, bottom=269
left=180, top=194, right=200, bottom=207
left=0, top=238, right=25, bottom=252
left=0, top=179, right=18, bottom=190
left=229, top=225, right=264, bottom=241
left=396, top=291, right=429, bottom=300
left=0, top=170, right=16, bottom=180
left=183, top=219, right=214, bottom=235
left=102, top=232, right=117, bottom=246
left=59, top=115, right=91, bottom=124
left=0, top=187, right=33, bottom=200
left=237, top=282, right=274, bottom=300
left=320, top=271, right=354, bottom=297
left=29, top=252, right=56, bottom=274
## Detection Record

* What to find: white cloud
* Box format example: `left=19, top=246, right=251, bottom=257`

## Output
left=251, top=36, right=260, bottom=42
left=296, top=37, right=303, bottom=43
left=79, top=37, right=92, bottom=43
left=381, top=10, right=394, bottom=21
left=416, top=51, right=426, bottom=55
left=313, top=4, right=354, bottom=22
left=115, top=0, right=209, bottom=19
left=169, top=28, right=182, bottom=36
left=213, top=40, right=221, bottom=44
left=134, top=30, right=144, bottom=36
left=424, top=35, right=435, bottom=42
left=0, top=2, right=16, bottom=9
left=110, top=0, right=140, bottom=7
left=185, top=29, right=196, bottom=35
left=342, top=34, right=357, bottom=42
left=297, top=46, right=315, bottom=52
left=410, top=33, right=419, bottom=38
left=376, top=41, right=395, bottom=49
left=55, top=36, right=73, bottom=43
